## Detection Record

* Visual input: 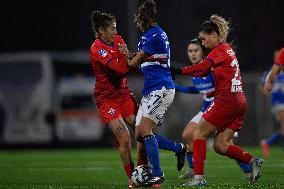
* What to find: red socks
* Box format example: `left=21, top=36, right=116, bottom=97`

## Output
left=124, top=164, right=134, bottom=178
left=226, top=145, right=253, bottom=164
left=137, top=158, right=148, bottom=166
left=193, top=139, right=206, bottom=175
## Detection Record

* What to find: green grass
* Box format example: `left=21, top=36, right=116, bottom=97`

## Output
left=0, top=146, right=283, bottom=189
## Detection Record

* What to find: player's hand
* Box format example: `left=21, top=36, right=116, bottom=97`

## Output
left=128, top=52, right=137, bottom=59
left=170, top=67, right=182, bottom=80
left=263, top=81, right=272, bottom=96
left=118, top=43, right=129, bottom=55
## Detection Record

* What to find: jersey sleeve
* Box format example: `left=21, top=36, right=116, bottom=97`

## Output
left=275, top=48, right=284, bottom=66
left=115, top=35, right=125, bottom=45
left=90, top=45, right=128, bottom=75
left=142, top=35, right=164, bottom=55
left=207, top=46, right=226, bottom=66
left=90, top=46, right=113, bottom=66
left=174, top=83, right=199, bottom=93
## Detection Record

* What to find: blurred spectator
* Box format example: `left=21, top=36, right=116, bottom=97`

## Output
left=260, top=48, right=284, bottom=156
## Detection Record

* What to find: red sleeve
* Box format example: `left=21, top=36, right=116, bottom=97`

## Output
left=181, top=58, right=213, bottom=77
left=107, top=57, right=129, bottom=74
left=115, top=35, right=125, bottom=44
left=207, top=46, right=226, bottom=66
left=90, top=46, right=128, bottom=75
left=275, top=48, right=284, bottom=66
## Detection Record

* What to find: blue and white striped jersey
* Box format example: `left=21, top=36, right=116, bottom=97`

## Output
left=175, top=73, right=215, bottom=112
left=261, top=70, right=284, bottom=106
left=192, top=74, right=215, bottom=112
left=138, top=25, right=174, bottom=95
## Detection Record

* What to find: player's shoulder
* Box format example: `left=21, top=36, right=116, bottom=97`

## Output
left=90, top=39, right=104, bottom=51
left=114, top=35, right=125, bottom=44
left=279, top=48, right=284, bottom=56
left=90, top=39, right=108, bottom=58
left=211, top=43, right=231, bottom=56
left=146, top=25, right=165, bottom=39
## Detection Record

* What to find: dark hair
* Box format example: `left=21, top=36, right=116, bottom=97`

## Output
left=91, top=11, right=116, bottom=37
left=188, top=38, right=209, bottom=56
left=199, top=15, right=230, bottom=42
left=199, top=20, right=220, bottom=35
left=188, top=38, right=203, bottom=47
left=134, top=0, right=158, bottom=31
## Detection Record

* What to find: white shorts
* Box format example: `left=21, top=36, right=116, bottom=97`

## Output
left=135, top=87, right=175, bottom=126
left=272, top=104, right=284, bottom=113
left=190, top=111, right=204, bottom=123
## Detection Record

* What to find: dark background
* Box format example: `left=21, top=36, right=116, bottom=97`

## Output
left=2, top=0, right=284, bottom=71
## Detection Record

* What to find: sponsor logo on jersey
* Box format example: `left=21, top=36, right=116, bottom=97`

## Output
left=108, top=108, right=115, bottom=115
left=99, top=49, right=107, bottom=57
left=227, top=49, right=235, bottom=56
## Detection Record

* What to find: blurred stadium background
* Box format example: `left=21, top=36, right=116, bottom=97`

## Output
left=0, top=0, right=284, bottom=148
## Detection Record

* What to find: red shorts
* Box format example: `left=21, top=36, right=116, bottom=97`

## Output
left=202, top=102, right=246, bottom=132
left=96, top=93, right=138, bottom=124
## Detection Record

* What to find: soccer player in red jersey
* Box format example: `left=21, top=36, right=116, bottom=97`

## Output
left=89, top=11, right=138, bottom=187
left=171, top=15, right=264, bottom=186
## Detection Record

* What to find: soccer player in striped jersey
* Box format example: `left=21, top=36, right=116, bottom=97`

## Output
left=261, top=48, right=284, bottom=156
left=126, top=0, right=175, bottom=187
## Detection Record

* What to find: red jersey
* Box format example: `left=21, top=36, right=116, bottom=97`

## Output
left=275, top=47, right=284, bottom=66
left=182, top=43, right=246, bottom=106
left=207, top=43, right=246, bottom=105
left=90, top=35, right=130, bottom=104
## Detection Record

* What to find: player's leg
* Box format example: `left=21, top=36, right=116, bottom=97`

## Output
left=228, top=138, right=251, bottom=179
left=215, top=130, right=251, bottom=176
left=155, top=133, right=186, bottom=171
left=260, top=109, right=284, bottom=156
left=277, top=110, right=284, bottom=155
left=108, top=118, right=134, bottom=179
left=178, top=120, right=196, bottom=179
left=97, top=101, right=135, bottom=184
left=139, top=117, right=161, bottom=176
left=139, top=88, right=174, bottom=187
left=182, top=118, right=215, bottom=186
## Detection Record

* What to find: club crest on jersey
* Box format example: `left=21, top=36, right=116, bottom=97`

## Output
left=99, top=49, right=107, bottom=57
left=108, top=108, right=116, bottom=115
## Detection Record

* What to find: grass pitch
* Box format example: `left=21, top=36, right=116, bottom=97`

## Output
left=0, top=146, right=283, bottom=189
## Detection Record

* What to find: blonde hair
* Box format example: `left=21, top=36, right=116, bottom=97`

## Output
left=210, top=15, right=230, bottom=42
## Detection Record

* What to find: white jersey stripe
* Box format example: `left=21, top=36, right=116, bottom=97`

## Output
left=141, top=61, right=168, bottom=68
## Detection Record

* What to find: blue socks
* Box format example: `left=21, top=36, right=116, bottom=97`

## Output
left=266, top=132, right=282, bottom=145
left=236, top=160, right=251, bottom=173
left=186, top=152, right=194, bottom=169
left=143, top=135, right=162, bottom=176
left=155, top=133, right=182, bottom=154
left=239, top=162, right=251, bottom=173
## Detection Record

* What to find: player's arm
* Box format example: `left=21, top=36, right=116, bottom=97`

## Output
left=91, top=48, right=129, bottom=75
left=127, top=50, right=148, bottom=67
left=175, top=83, right=199, bottom=94
left=263, top=64, right=282, bottom=95
left=181, top=58, right=213, bottom=77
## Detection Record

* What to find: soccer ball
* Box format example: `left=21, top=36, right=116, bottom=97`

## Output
left=131, top=165, right=151, bottom=186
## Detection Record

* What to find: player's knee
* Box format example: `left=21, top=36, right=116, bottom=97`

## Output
left=118, top=139, right=131, bottom=152
left=135, top=134, right=143, bottom=143
left=139, top=126, right=151, bottom=137
left=182, top=130, right=192, bottom=143
left=213, top=141, right=226, bottom=155
left=118, top=135, right=131, bottom=146
left=193, top=130, right=206, bottom=140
